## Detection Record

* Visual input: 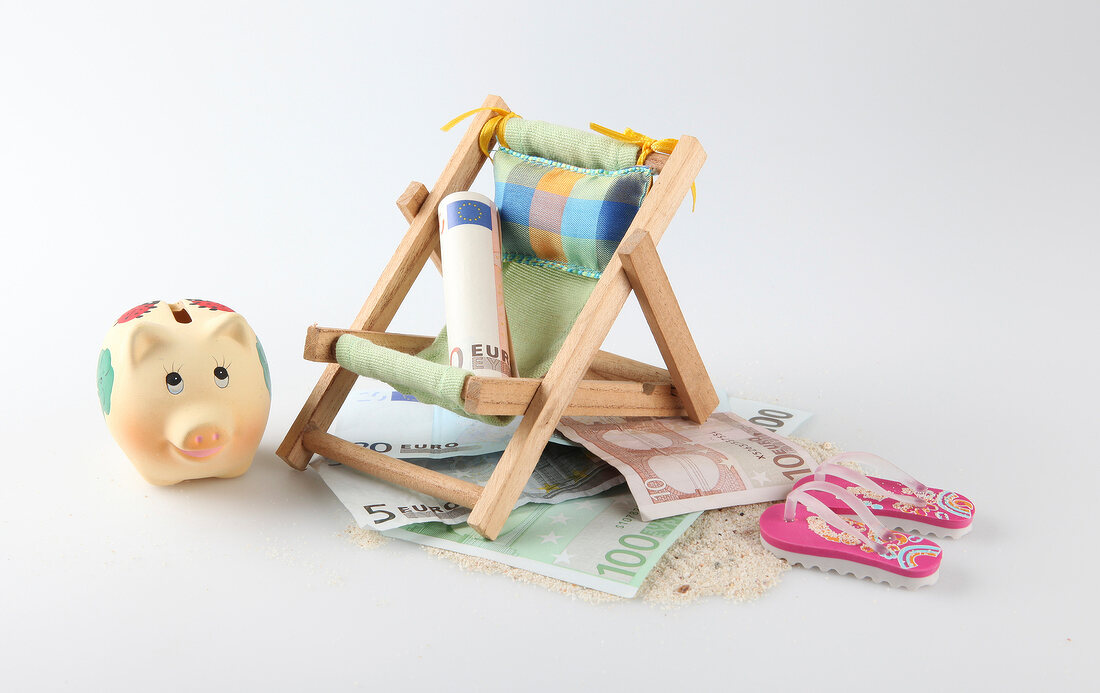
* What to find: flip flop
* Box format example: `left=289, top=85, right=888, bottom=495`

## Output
left=760, top=481, right=943, bottom=589
left=792, top=452, right=975, bottom=538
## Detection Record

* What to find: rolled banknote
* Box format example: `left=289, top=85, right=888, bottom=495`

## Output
left=313, top=443, right=624, bottom=530
left=438, top=191, right=512, bottom=378
left=384, top=486, right=699, bottom=598
left=556, top=412, right=818, bottom=520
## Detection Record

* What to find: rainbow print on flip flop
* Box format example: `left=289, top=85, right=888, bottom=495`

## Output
left=792, top=452, right=976, bottom=539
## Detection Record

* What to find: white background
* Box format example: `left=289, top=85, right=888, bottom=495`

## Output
left=2, top=2, right=1096, bottom=690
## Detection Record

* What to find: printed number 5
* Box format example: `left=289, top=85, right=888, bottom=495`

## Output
left=364, top=504, right=396, bottom=525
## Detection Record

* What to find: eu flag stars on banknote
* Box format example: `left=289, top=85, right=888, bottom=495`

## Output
left=446, top=198, right=493, bottom=230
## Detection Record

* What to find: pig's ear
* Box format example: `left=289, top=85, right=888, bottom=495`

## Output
left=207, top=312, right=251, bottom=346
left=129, top=323, right=169, bottom=366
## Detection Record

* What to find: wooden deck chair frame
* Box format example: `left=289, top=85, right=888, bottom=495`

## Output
left=278, top=94, right=718, bottom=540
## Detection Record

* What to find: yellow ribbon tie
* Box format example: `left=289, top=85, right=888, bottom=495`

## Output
left=441, top=107, right=521, bottom=157
left=589, top=122, right=697, bottom=211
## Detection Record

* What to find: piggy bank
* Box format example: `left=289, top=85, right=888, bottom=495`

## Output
left=97, top=299, right=271, bottom=485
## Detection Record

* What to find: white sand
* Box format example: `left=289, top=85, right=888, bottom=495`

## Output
left=343, top=523, right=387, bottom=550
left=345, top=439, right=839, bottom=606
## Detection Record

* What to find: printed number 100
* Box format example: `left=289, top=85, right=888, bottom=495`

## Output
left=750, top=408, right=794, bottom=432
left=596, top=534, right=661, bottom=580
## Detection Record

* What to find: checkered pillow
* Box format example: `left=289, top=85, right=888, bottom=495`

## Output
left=493, top=147, right=652, bottom=278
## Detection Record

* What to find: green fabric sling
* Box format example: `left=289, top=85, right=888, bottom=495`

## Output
left=334, top=119, right=648, bottom=425
left=335, top=261, right=595, bottom=425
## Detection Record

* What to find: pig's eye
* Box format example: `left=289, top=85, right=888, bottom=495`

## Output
left=165, top=372, right=184, bottom=395
left=213, top=366, right=229, bottom=389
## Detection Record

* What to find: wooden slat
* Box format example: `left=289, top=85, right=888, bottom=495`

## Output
left=397, top=181, right=440, bottom=272
left=643, top=151, right=668, bottom=173
left=303, top=430, right=483, bottom=509
left=582, top=367, right=612, bottom=381
left=627, top=136, right=706, bottom=241
left=463, top=377, right=684, bottom=416
left=619, top=233, right=719, bottom=423
left=303, top=326, right=434, bottom=361
left=277, top=94, right=509, bottom=470
left=396, top=181, right=429, bottom=222
left=467, top=136, right=706, bottom=539
left=588, top=351, right=672, bottom=383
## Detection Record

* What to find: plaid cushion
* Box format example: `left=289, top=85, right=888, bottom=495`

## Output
left=493, top=147, right=652, bottom=277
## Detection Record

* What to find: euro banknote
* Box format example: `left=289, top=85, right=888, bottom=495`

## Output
left=723, top=398, right=812, bottom=436
left=329, top=380, right=804, bottom=460
left=329, top=379, right=573, bottom=459
left=556, top=411, right=818, bottom=521
left=313, top=443, right=624, bottom=530
left=319, top=380, right=811, bottom=527
left=384, top=486, right=699, bottom=598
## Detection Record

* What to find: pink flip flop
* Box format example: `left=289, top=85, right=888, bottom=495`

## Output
left=792, top=452, right=975, bottom=538
left=760, top=481, right=943, bottom=589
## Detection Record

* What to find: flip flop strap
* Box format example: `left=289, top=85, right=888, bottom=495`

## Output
left=785, top=481, right=894, bottom=556
left=817, top=452, right=929, bottom=506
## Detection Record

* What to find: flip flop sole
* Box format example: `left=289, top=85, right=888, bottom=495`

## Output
left=761, top=536, right=940, bottom=589
left=881, top=516, right=973, bottom=539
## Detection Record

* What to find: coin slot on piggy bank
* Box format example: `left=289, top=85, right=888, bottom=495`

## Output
left=97, top=299, right=272, bottom=485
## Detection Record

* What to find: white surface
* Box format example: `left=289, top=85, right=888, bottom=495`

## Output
left=1, top=2, right=1096, bottom=690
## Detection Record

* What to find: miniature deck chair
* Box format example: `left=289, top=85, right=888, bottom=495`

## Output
left=278, top=94, right=718, bottom=540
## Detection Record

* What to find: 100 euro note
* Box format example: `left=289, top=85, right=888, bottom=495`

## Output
left=384, top=486, right=697, bottom=598
left=382, top=403, right=813, bottom=598
left=556, top=412, right=818, bottom=521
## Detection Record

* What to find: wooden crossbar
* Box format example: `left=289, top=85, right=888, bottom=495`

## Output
left=463, top=378, right=683, bottom=416
left=303, top=430, right=482, bottom=509
left=304, top=326, right=432, bottom=360
left=300, top=326, right=688, bottom=417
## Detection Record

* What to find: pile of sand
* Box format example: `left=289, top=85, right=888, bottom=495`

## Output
left=345, top=439, right=838, bottom=605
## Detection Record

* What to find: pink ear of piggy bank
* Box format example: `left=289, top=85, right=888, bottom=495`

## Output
left=97, top=299, right=272, bottom=485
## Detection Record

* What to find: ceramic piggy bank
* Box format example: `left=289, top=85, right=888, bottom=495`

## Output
left=97, top=299, right=271, bottom=485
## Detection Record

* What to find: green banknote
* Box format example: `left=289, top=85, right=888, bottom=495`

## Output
left=384, top=487, right=699, bottom=598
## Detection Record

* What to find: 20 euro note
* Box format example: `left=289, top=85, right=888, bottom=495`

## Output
left=556, top=412, right=818, bottom=521
left=329, top=380, right=573, bottom=459
left=384, top=485, right=697, bottom=598
left=313, top=443, right=623, bottom=530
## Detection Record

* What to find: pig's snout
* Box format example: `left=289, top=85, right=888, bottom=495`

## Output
left=180, top=423, right=227, bottom=451
left=167, top=409, right=231, bottom=459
